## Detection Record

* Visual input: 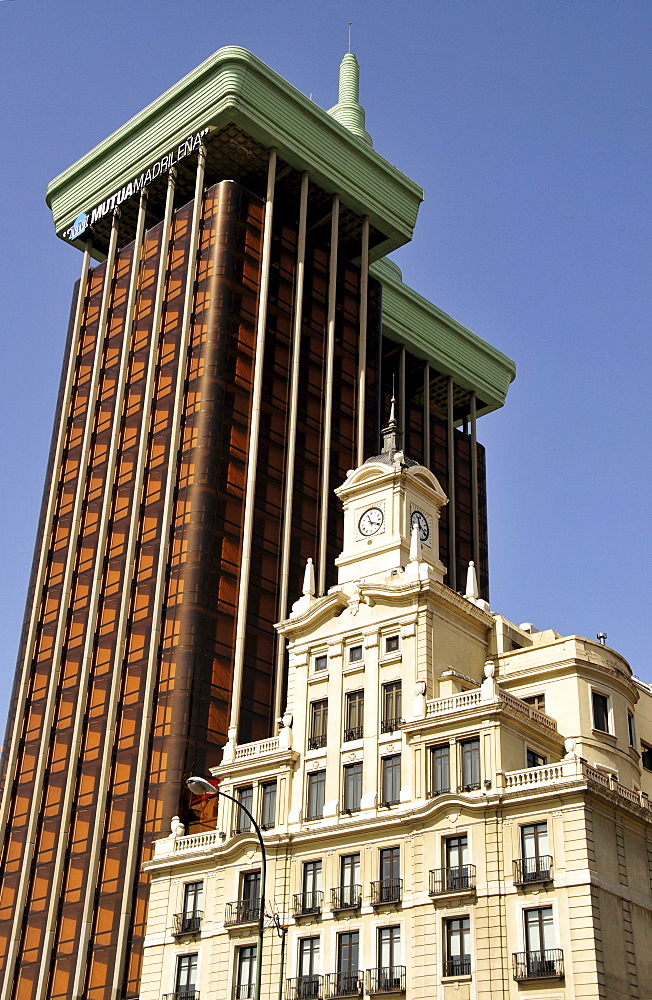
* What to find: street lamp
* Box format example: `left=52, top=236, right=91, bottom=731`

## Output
left=186, top=776, right=267, bottom=1000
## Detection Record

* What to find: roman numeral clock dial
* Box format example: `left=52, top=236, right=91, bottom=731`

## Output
left=410, top=509, right=430, bottom=543
left=358, top=507, right=384, bottom=536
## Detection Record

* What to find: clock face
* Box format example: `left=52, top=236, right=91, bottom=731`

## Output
left=358, top=507, right=384, bottom=536
left=410, top=510, right=430, bottom=542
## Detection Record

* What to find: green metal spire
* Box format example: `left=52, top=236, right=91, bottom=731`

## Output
left=328, top=52, right=372, bottom=146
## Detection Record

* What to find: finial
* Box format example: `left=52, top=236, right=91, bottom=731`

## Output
left=302, top=557, right=315, bottom=597
left=381, top=392, right=401, bottom=456
left=465, top=560, right=479, bottom=600
left=327, top=50, right=373, bottom=146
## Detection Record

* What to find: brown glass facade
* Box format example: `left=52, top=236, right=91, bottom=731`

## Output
left=0, top=136, right=488, bottom=1000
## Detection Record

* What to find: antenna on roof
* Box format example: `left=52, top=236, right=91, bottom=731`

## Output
left=348, top=22, right=353, bottom=53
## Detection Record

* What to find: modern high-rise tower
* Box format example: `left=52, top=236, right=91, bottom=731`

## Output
left=0, top=48, right=514, bottom=1000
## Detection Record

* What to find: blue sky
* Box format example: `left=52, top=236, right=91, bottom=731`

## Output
left=0, top=0, right=650, bottom=729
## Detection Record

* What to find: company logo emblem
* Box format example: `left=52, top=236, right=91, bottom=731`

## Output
left=66, top=213, right=89, bottom=241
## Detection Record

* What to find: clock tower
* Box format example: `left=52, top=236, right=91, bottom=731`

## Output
left=334, top=400, right=448, bottom=587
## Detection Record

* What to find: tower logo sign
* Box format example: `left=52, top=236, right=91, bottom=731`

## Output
left=63, top=127, right=211, bottom=242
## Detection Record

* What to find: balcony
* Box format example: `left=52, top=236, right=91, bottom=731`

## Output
left=172, top=911, right=203, bottom=936
left=224, top=899, right=261, bottom=926
left=293, top=890, right=323, bottom=918
left=370, top=878, right=402, bottom=907
left=323, top=972, right=363, bottom=998
left=513, top=856, right=553, bottom=886
left=512, top=949, right=564, bottom=980
left=308, top=734, right=327, bottom=750
left=343, top=727, right=363, bottom=742
left=443, top=958, right=471, bottom=977
left=380, top=718, right=403, bottom=735
left=429, top=866, right=476, bottom=895
left=331, top=884, right=362, bottom=912
left=286, top=975, right=323, bottom=999
left=233, top=987, right=255, bottom=1000
left=366, top=967, right=406, bottom=994
left=163, top=993, right=198, bottom=1000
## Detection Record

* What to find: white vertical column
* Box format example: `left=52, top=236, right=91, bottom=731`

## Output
left=470, top=392, right=480, bottom=572
left=423, top=362, right=431, bottom=468
left=355, top=215, right=369, bottom=467
left=447, top=376, right=457, bottom=593
left=229, top=148, right=277, bottom=733
left=273, top=170, right=309, bottom=723
left=110, top=146, right=207, bottom=999
left=317, top=193, right=340, bottom=597
left=0, top=238, right=92, bottom=842
left=0, top=211, right=120, bottom=1000
left=35, top=195, right=148, bottom=1000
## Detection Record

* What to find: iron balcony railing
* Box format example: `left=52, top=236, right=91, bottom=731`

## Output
left=224, top=898, right=261, bottom=925
left=323, top=972, right=363, bottom=998
left=458, top=782, right=481, bottom=792
left=366, top=967, right=406, bottom=994
left=172, top=911, right=203, bottom=936
left=331, top=884, right=362, bottom=911
left=380, top=718, right=403, bottom=735
left=162, top=992, right=198, bottom=1000
left=293, top=890, right=323, bottom=917
left=429, top=865, right=476, bottom=894
left=286, top=975, right=323, bottom=999
left=343, top=727, right=363, bottom=742
left=308, top=734, right=327, bottom=750
left=513, top=855, right=553, bottom=885
left=512, top=949, right=564, bottom=980
left=426, top=786, right=451, bottom=798
left=233, top=986, right=255, bottom=1000
left=370, top=878, right=402, bottom=906
left=443, top=958, right=471, bottom=977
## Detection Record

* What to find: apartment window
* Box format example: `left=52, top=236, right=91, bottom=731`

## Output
left=298, top=937, right=320, bottom=994
left=380, top=847, right=400, bottom=887
left=343, top=762, right=362, bottom=812
left=344, top=690, right=364, bottom=741
left=235, top=945, right=256, bottom=1000
left=519, top=822, right=551, bottom=882
left=242, top=870, right=261, bottom=912
left=523, top=693, right=546, bottom=713
left=175, top=953, right=198, bottom=998
left=309, top=699, right=328, bottom=750
left=349, top=644, right=363, bottom=663
left=314, top=654, right=328, bottom=673
left=340, top=853, right=360, bottom=903
left=445, top=834, right=469, bottom=868
left=642, top=743, right=652, bottom=771
left=236, top=786, right=253, bottom=833
left=337, top=931, right=360, bottom=992
left=527, top=748, right=547, bottom=768
left=444, top=916, right=471, bottom=977
left=430, top=743, right=450, bottom=796
left=307, top=771, right=325, bottom=820
left=180, top=880, right=203, bottom=934
left=591, top=691, right=610, bottom=733
left=628, top=713, right=636, bottom=748
left=385, top=635, right=400, bottom=654
left=301, top=860, right=322, bottom=913
left=381, top=681, right=402, bottom=733
left=377, top=926, right=401, bottom=986
left=460, top=738, right=480, bottom=790
left=260, top=781, right=277, bottom=830
left=524, top=906, right=556, bottom=975
left=381, top=754, right=401, bottom=805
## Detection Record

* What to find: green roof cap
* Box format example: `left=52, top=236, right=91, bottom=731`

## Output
left=46, top=46, right=422, bottom=259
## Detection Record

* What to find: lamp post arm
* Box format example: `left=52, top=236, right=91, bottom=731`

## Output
left=210, top=788, right=266, bottom=1000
